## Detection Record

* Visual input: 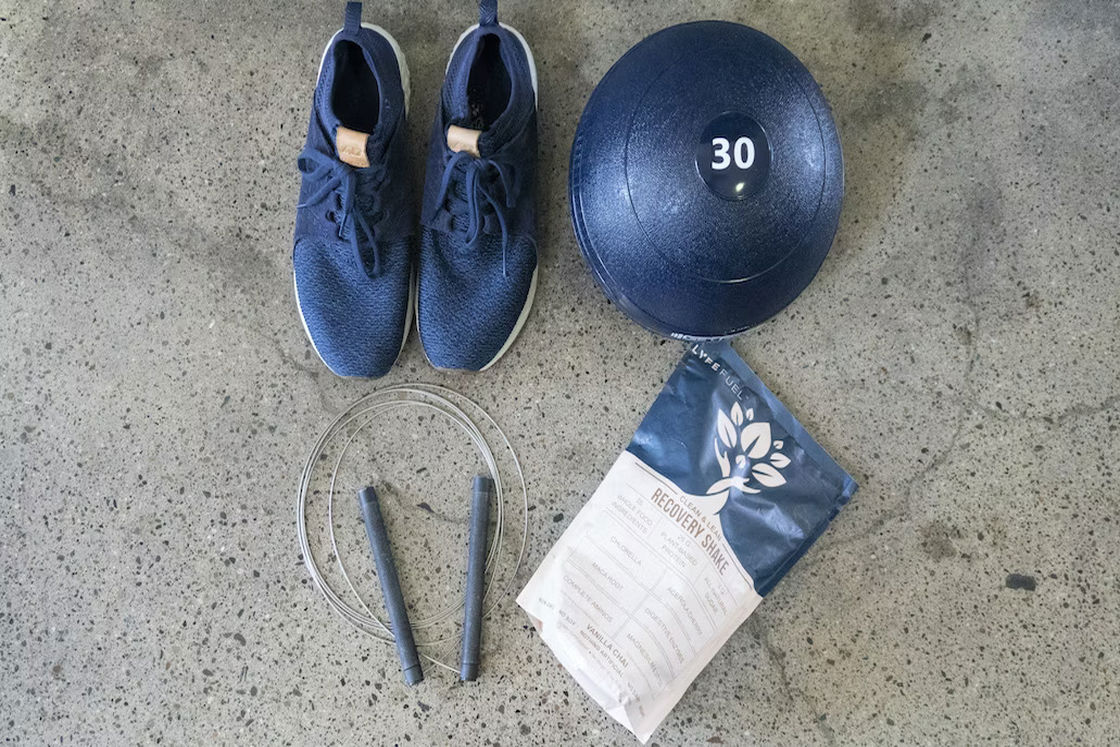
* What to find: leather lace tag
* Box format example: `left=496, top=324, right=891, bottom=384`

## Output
left=447, top=125, right=481, bottom=157
left=336, top=126, right=370, bottom=168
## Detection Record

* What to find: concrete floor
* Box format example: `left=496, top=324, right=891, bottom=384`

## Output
left=2, top=0, right=1118, bottom=744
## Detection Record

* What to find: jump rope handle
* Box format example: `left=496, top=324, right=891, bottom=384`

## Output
left=459, top=475, right=494, bottom=681
left=358, top=486, right=424, bottom=686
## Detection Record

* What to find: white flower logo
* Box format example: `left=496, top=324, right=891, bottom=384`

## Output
left=706, top=401, right=788, bottom=504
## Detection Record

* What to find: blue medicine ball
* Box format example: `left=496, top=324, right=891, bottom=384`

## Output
left=569, top=21, right=844, bottom=339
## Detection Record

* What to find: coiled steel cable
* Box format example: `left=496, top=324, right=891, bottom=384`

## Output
left=297, top=384, right=528, bottom=673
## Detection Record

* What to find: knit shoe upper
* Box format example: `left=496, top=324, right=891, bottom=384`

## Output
left=293, top=2, right=412, bottom=378
left=418, top=0, right=538, bottom=371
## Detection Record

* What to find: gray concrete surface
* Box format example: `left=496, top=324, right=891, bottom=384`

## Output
left=1, top=0, right=1118, bottom=744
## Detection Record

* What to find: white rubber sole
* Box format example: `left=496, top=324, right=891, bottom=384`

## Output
left=294, top=22, right=413, bottom=378
left=418, top=21, right=540, bottom=372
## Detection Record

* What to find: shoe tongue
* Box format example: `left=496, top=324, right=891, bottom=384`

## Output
left=447, top=125, right=482, bottom=158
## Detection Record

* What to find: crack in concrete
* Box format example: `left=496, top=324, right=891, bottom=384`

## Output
left=378, top=486, right=468, bottom=528
left=1046, top=394, right=1120, bottom=426
left=809, top=333, right=977, bottom=560
left=759, top=625, right=838, bottom=746
left=939, top=391, right=1119, bottom=429
left=810, top=170, right=996, bottom=560
left=808, top=188, right=1116, bottom=559
left=231, top=320, right=340, bottom=417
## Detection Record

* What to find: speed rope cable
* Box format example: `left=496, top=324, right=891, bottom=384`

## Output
left=297, top=384, right=529, bottom=674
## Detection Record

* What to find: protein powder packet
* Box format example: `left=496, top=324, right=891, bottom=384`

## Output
left=518, top=341, right=857, bottom=742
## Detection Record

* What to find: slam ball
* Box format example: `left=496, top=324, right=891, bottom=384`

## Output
left=569, top=21, right=844, bottom=339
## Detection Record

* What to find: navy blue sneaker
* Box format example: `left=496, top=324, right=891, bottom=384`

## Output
left=417, top=0, right=538, bottom=371
left=293, top=2, right=413, bottom=378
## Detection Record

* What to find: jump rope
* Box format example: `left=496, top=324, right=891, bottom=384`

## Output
left=296, top=384, right=529, bottom=682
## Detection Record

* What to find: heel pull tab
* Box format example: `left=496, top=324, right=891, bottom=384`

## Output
left=344, top=2, right=362, bottom=33
left=479, top=0, right=498, bottom=27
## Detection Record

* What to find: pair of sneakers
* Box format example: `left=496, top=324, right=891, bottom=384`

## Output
left=293, top=0, right=538, bottom=377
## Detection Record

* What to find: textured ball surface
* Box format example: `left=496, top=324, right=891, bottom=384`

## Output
left=569, top=21, right=844, bottom=339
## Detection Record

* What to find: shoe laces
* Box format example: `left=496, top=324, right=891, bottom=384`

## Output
left=297, top=148, right=388, bottom=277
left=435, top=150, right=516, bottom=277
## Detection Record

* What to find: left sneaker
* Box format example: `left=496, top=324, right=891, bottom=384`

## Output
left=417, top=0, right=538, bottom=371
left=292, top=2, right=413, bottom=378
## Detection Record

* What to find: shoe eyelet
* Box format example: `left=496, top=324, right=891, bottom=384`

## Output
left=326, top=210, right=336, bottom=222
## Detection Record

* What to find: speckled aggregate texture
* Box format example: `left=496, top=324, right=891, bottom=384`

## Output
left=1, top=1, right=1117, bottom=744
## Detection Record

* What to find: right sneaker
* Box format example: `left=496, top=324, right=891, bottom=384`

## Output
left=417, top=0, right=539, bottom=371
left=292, top=2, right=413, bottom=378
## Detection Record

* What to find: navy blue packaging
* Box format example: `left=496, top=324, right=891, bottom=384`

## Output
left=630, top=340, right=857, bottom=595
left=520, top=341, right=856, bottom=741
